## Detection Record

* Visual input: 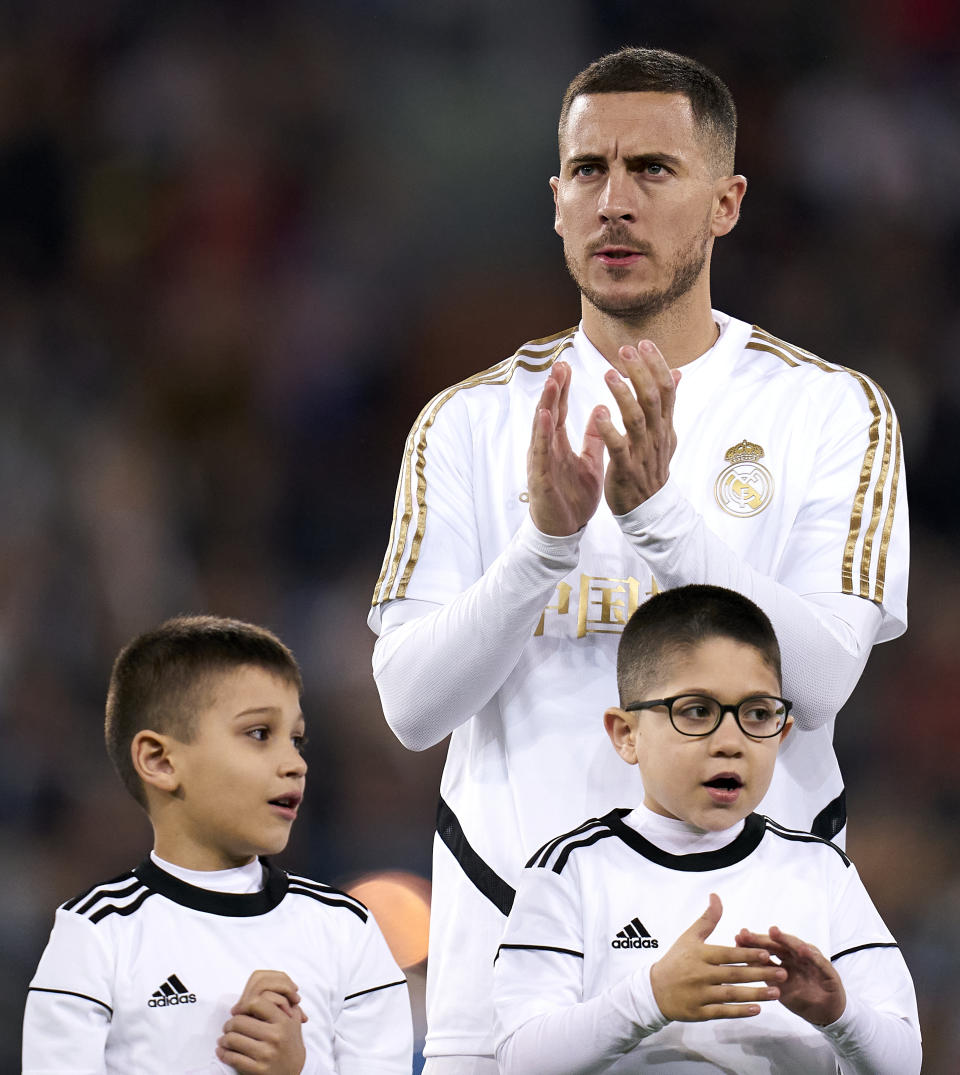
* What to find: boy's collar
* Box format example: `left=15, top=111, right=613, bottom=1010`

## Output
left=135, top=855, right=288, bottom=916
left=605, top=808, right=765, bottom=872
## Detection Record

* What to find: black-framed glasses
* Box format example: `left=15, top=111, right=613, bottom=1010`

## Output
left=623, top=694, right=792, bottom=738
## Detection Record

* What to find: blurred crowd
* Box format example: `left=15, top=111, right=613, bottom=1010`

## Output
left=2, top=1, right=959, bottom=1070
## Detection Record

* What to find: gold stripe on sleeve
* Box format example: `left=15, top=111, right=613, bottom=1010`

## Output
left=746, top=327, right=898, bottom=602
left=372, top=330, right=576, bottom=606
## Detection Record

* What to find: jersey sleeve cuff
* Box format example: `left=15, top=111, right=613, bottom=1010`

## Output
left=612, top=477, right=692, bottom=546
left=516, top=513, right=583, bottom=569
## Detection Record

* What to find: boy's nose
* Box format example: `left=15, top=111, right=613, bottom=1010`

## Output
left=709, top=711, right=744, bottom=753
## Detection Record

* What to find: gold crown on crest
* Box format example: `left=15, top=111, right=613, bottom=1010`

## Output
left=724, top=440, right=765, bottom=464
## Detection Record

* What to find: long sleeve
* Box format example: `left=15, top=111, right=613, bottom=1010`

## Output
left=372, top=515, right=581, bottom=751
left=495, top=953, right=666, bottom=1075
left=615, top=479, right=882, bottom=730
left=820, top=948, right=922, bottom=1074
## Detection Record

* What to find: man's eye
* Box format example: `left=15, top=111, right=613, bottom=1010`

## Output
left=646, top=162, right=665, bottom=175
left=574, top=164, right=598, bottom=177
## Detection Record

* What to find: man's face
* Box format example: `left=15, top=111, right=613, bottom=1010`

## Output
left=605, top=637, right=791, bottom=832
left=162, top=666, right=307, bottom=869
left=551, top=91, right=729, bottom=323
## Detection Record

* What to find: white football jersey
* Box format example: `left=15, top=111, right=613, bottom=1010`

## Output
left=370, top=312, right=908, bottom=1056
left=494, top=808, right=920, bottom=1073
left=23, top=856, right=413, bottom=1074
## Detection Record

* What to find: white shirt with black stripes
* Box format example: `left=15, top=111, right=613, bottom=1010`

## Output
left=493, top=805, right=921, bottom=1074
left=22, top=853, right=413, bottom=1074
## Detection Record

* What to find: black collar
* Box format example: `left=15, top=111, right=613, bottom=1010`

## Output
left=134, top=856, right=289, bottom=916
left=603, top=810, right=767, bottom=872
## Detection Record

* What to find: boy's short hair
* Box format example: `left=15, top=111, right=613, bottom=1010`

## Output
left=558, top=46, right=737, bottom=175
left=105, top=614, right=303, bottom=808
left=616, top=585, right=781, bottom=704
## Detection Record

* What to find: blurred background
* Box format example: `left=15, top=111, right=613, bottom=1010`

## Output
left=2, top=0, right=958, bottom=1070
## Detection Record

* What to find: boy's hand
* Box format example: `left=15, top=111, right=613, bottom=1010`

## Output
left=651, top=894, right=787, bottom=1022
left=216, top=970, right=308, bottom=1075
left=736, top=926, right=847, bottom=1027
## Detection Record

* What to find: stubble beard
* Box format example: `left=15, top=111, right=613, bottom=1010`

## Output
left=565, top=225, right=711, bottom=325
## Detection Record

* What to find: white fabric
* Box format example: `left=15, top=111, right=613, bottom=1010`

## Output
left=369, top=314, right=909, bottom=1058
left=421, top=1057, right=498, bottom=1074
left=149, top=851, right=264, bottom=893
left=493, top=807, right=921, bottom=1074
left=23, top=857, right=413, bottom=1074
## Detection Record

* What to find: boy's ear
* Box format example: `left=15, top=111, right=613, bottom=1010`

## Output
left=778, top=717, right=794, bottom=747
left=131, top=730, right=180, bottom=795
left=604, top=707, right=639, bottom=766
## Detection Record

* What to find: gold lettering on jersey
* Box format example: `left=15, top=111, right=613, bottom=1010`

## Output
left=577, top=575, right=641, bottom=636
left=535, top=575, right=659, bottom=637
left=534, top=581, right=572, bottom=636
left=715, top=440, right=774, bottom=517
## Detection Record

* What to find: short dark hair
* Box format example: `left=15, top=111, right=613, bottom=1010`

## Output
left=559, top=47, right=737, bottom=174
left=616, top=585, right=781, bottom=704
left=105, top=614, right=303, bottom=808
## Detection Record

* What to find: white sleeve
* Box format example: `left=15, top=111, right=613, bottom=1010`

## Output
left=815, top=862, right=922, bottom=1074
left=493, top=866, right=666, bottom=1075
left=22, top=909, right=113, bottom=1074
left=615, top=480, right=883, bottom=730
left=371, top=515, right=581, bottom=751
left=333, top=916, right=413, bottom=1075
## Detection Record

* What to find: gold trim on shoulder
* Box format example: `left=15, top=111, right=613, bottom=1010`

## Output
left=746, top=327, right=901, bottom=603
left=715, top=441, right=774, bottom=517
left=372, top=329, right=577, bottom=605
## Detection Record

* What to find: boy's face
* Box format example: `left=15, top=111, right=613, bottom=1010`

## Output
left=604, top=637, right=791, bottom=832
left=155, top=665, right=307, bottom=870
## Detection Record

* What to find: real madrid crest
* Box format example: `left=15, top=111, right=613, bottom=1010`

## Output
left=714, top=440, right=774, bottom=517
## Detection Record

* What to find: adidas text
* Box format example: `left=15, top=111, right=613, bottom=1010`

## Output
left=611, top=937, right=659, bottom=949
left=148, top=993, right=197, bottom=1007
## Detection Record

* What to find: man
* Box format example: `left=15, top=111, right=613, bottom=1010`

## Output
left=369, top=47, right=908, bottom=1074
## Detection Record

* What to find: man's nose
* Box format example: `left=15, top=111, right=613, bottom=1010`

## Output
left=598, top=169, right=637, bottom=223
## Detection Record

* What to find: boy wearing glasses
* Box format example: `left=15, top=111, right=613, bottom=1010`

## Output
left=492, top=585, right=920, bottom=1074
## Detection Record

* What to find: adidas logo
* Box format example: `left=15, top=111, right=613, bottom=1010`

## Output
left=147, top=973, right=197, bottom=1008
left=611, top=917, right=659, bottom=949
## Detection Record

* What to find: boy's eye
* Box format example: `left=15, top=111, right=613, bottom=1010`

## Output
left=248, top=727, right=269, bottom=741
left=293, top=734, right=308, bottom=752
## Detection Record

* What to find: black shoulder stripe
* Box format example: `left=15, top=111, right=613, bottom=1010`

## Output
left=526, top=816, right=609, bottom=869
left=286, top=876, right=368, bottom=915
left=762, top=817, right=851, bottom=865
left=831, top=941, right=900, bottom=962
left=287, top=886, right=368, bottom=923
left=76, top=878, right=147, bottom=916
left=552, top=827, right=616, bottom=875
left=89, top=887, right=156, bottom=924
left=63, top=873, right=138, bottom=912
left=343, top=979, right=407, bottom=1002
left=494, top=943, right=584, bottom=965
left=28, top=986, right=113, bottom=1015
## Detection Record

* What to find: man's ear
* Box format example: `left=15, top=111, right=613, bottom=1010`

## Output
left=549, top=175, right=563, bottom=237
left=711, top=173, right=747, bottom=236
left=604, top=707, right=639, bottom=766
left=131, top=730, right=180, bottom=795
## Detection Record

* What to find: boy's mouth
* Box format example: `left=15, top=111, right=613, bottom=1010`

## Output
left=703, top=773, right=743, bottom=804
left=268, top=793, right=302, bottom=818
left=704, top=775, right=743, bottom=791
